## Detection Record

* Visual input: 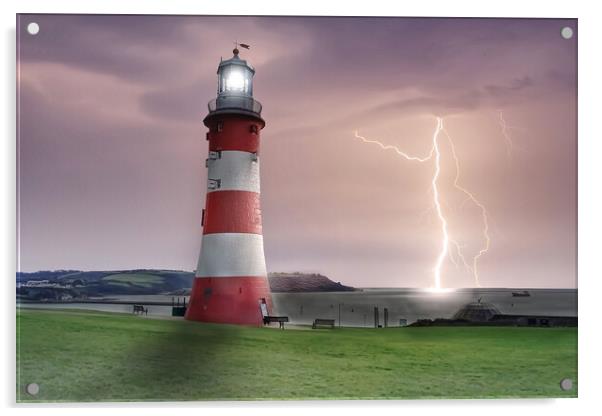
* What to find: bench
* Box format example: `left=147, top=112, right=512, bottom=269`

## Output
left=133, top=304, right=148, bottom=315
left=312, top=318, right=335, bottom=329
left=263, top=316, right=289, bottom=329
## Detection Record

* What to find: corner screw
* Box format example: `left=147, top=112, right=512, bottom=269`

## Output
left=26, top=383, right=39, bottom=396
left=560, top=378, right=573, bottom=391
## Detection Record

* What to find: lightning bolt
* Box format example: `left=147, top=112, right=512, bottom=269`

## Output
left=498, top=110, right=514, bottom=158
left=354, top=118, right=448, bottom=288
left=497, top=110, right=527, bottom=158
left=354, top=116, right=491, bottom=288
left=449, top=239, right=473, bottom=273
left=354, top=129, right=435, bottom=162
left=442, top=128, right=490, bottom=287
left=430, top=118, right=448, bottom=289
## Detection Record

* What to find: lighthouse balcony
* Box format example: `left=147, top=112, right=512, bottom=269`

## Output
left=208, top=95, right=263, bottom=117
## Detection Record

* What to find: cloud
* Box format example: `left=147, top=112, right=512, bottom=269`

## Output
left=17, top=15, right=577, bottom=288
left=484, top=76, right=534, bottom=97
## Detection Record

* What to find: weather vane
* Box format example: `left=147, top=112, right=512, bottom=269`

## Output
left=233, top=40, right=251, bottom=55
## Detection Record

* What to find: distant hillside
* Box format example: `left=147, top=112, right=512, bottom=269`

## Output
left=268, top=272, right=356, bottom=292
left=17, top=270, right=194, bottom=299
left=17, top=269, right=355, bottom=300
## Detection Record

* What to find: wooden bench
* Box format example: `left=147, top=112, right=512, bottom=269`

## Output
left=263, top=316, right=289, bottom=329
left=312, top=318, right=335, bottom=329
left=133, top=304, right=148, bottom=315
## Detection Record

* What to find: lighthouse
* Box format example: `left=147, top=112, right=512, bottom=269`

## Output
left=185, top=47, right=273, bottom=326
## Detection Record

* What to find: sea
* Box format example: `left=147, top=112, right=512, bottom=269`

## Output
left=18, top=288, right=577, bottom=327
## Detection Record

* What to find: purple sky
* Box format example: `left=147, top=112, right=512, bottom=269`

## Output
left=17, top=15, right=577, bottom=288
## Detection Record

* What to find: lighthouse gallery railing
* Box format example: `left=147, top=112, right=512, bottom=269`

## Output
left=208, top=96, right=262, bottom=115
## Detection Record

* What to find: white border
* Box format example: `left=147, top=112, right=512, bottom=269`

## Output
left=3, top=1, right=601, bottom=415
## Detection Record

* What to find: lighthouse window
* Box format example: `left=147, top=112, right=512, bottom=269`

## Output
left=249, top=124, right=258, bottom=134
left=224, top=68, right=245, bottom=91
left=217, top=121, right=223, bottom=132
left=219, top=65, right=253, bottom=95
left=208, top=178, right=221, bottom=190
left=208, top=151, right=221, bottom=160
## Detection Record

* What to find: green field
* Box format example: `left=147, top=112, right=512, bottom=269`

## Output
left=101, top=273, right=165, bottom=288
left=16, top=309, right=577, bottom=402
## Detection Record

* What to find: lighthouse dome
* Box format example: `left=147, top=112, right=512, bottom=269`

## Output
left=218, top=50, right=255, bottom=73
left=206, top=49, right=263, bottom=122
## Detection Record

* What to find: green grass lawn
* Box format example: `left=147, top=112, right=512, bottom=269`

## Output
left=16, top=308, right=577, bottom=402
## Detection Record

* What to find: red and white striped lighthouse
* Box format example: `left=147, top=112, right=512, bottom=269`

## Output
left=185, top=47, right=273, bottom=326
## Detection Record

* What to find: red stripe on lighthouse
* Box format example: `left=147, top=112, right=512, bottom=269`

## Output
left=208, top=118, right=262, bottom=153
left=185, top=276, right=272, bottom=326
left=203, top=191, right=262, bottom=235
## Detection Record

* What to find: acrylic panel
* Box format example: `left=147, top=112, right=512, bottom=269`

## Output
left=16, top=14, right=577, bottom=402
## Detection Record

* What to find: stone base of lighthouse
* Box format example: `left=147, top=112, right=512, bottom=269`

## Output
left=185, top=276, right=272, bottom=326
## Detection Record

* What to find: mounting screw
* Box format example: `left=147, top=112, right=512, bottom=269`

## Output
left=560, top=378, right=573, bottom=391
left=27, top=22, right=40, bottom=35
left=560, top=27, right=574, bottom=40
left=26, top=383, right=39, bottom=396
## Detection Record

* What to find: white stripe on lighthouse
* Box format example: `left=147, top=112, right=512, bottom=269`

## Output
left=196, top=233, right=267, bottom=277
left=207, top=150, right=260, bottom=193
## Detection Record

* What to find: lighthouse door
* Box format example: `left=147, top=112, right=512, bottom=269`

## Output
left=259, top=298, right=268, bottom=320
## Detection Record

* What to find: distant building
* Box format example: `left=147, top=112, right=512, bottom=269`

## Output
left=410, top=301, right=577, bottom=327
left=453, top=301, right=501, bottom=322
left=25, top=280, right=52, bottom=287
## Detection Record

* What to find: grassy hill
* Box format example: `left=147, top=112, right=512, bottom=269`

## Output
left=17, top=270, right=356, bottom=298
left=17, top=270, right=194, bottom=297
left=17, top=309, right=577, bottom=402
left=102, top=273, right=166, bottom=288
left=268, top=272, right=355, bottom=292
